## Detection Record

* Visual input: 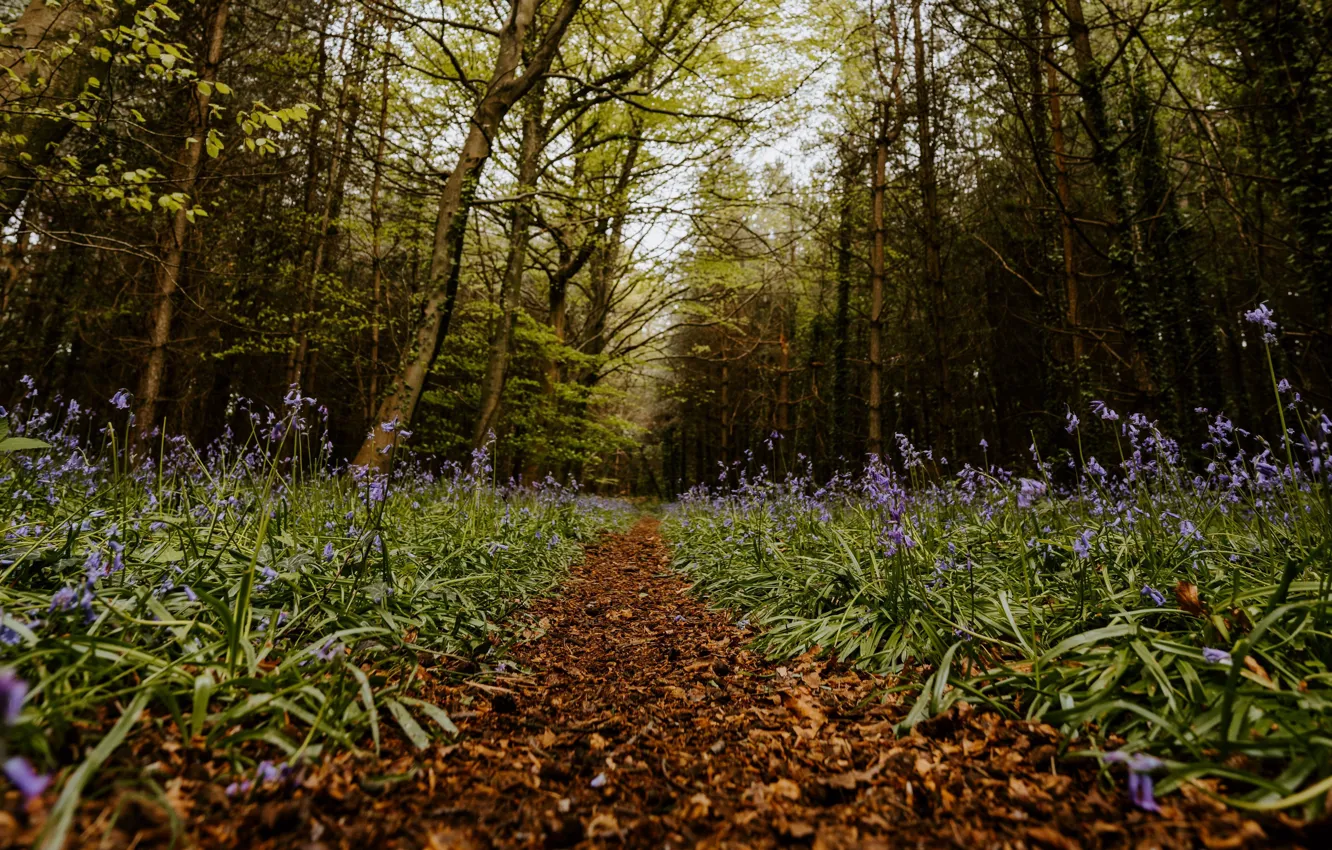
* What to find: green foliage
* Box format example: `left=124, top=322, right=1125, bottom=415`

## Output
left=0, top=394, right=631, bottom=830
left=664, top=403, right=1332, bottom=814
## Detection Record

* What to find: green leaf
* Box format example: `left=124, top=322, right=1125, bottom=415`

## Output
left=385, top=699, right=430, bottom=751
left=0, top=436, right=51, bottom=452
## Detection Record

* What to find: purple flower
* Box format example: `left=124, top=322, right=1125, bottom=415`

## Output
left=1090, top=400, right=1119, bottom=421
left=1141, top=585, right=1166, bottom=607
left=1072, top=529, right=1094, bottom=560
left=313, top=638, right=342, bottom=662
left=1277, top=378, right=1291, bottom=394
left=1102, top=751, right=1163, bottom=812
left=255, top=760, right=284, bottom=783
left=1017, top=478, right=1046, bottom=508
left=1065, top=410, right=1080, bottom=434
left=1203, top=647, right=1232, bottom=666
left=109, top=389, right=131, bottom=410
left=49, top=586, right=78, bottom=613
left=322, top=542, right=335, bottom=561
left=225, top=779, right=253, bottom=797
left=0, top=670, right=28, bottom=726
left=1244, top=302, right=1278, bottom=343
left=3, top=757, right=50, bottom=801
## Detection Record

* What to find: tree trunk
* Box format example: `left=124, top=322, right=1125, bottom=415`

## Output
left=355, top=0, right=582, bottom=468
left=473, top=82, right=545, bottom=447
left=290, top=11, right=368, bottom=389
left=1040, top=0, right=1081, bottom=362
left=367, top=23, right=394, bottom=421
left=868, top=102, right=887, bottom=459
left=134, top=0, right=231, bottom=437
left=912, top=1, right=949, bottom=443
left=830, top=146, right=855, bottom=463
left=1061, top=0, right=1163, bottom=402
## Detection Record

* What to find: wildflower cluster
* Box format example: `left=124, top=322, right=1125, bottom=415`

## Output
left=665, top=371, right=1332, bottom=814
left=0, top=383, right=630, bottom=831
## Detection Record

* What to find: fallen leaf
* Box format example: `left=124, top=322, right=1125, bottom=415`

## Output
left=1176, top=581, right=1206, bottom=617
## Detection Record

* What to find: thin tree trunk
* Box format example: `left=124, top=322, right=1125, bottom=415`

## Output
left=1061, top=0, right=1161, bottom=399
left=290, top=12, right=367, bottom=388
left=868, top=102, right=887, bottom=459
left=776, top=329, right=791, bottom=435
left=367, top=23, right=394, bottom=421
left=581, top=133, right=642, bottom=370
left=134, top=0, right=230, bottom=437
left=355, top=0, right=582, bottom=468
left=473, top=82, right=545, bottom=447
left=1041, top=0, right=1080, bottom=362
left=830, top=148, right=855, bottom=462
left=912, top=1, right=949, bottom=441
left=285, top=5, right=332, bottom=382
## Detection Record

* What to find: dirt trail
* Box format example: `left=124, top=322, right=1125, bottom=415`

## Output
left=107, top=520, right=1306, bottom=847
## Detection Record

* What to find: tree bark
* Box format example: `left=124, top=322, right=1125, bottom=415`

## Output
left=830, top=146, right=855, bottom=462
left=912, top=1, right=949, bottom=442
left=355, top=0, right=582, bottom=468
left=473, top=82, right=545, bottom=447
left=134, top=0, right=231, bottom=437
left=1040, top=0, right=1080, bottom=362
left=367, top=23, right=394, bottom=421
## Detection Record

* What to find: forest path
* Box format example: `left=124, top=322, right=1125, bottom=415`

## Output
left=229, top=518, right=1278, bottom=850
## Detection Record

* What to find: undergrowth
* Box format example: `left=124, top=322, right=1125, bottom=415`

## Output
left=0, top=384, right=631, bottom=846
left=665, top=312, right=1332, bottom=817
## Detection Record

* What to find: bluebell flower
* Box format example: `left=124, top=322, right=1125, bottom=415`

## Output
left=1203, top=647, right=1232, bottom=666
left=0, top=669, right=28, bottom=726
left=1072, top=530, right=1094, bottom=559
left=225, top=779, right=253, bottom=797
left=1244, top=302, right=1278, bottom=343
left=49, top=586, right=78, bottom=613
left=1102, top=751, right=1163, bottom=812
left=1090, top=399, right=1119, bottom=421
left=109, top=389, right=131, bottom=410
left=3, top=756, right=50, bottom=801
left=1141, top=585, right=1166, bottom=607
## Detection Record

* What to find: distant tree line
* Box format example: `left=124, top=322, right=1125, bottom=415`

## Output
left=656, top=0, right=1332, bottom=493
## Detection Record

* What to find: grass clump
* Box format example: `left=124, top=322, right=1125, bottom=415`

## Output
left=664, top=393, right=1332, bottom=816
left=0, top=383, right=630, bottom=843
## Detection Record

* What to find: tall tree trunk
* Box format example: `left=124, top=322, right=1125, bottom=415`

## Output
left=1, top=0, right=117, bottom=227
left=290, top=12, right=368, bottom=388
left=134, top=0, right=231, bottom=437
left=830, top=147, right=855, bottom=463
left=355, top=0, right=582, bottom=468
left=285, top=3, right=333, bottom=382
left=581, top=132, right=643, bottom=372
left=1061, top=0, right=1163, bottom=403
left=912, top=1, right=949, bottom=444
left=473, top=83, right=545, bottom=447
left=367, top=23, right=394, bottom=421
left=868, top=102, right=888, bottom=460
left=1040, top=0, right=1080, bottom=362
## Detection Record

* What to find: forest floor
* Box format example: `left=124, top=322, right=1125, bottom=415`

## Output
left=14, top=519, right=1318, bottom=849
